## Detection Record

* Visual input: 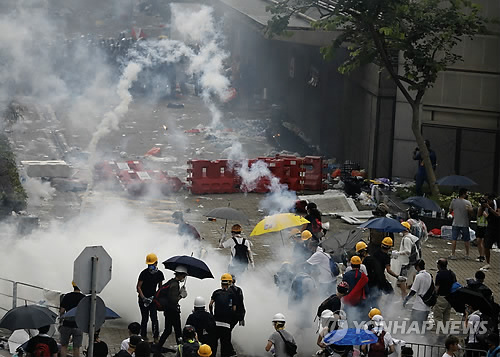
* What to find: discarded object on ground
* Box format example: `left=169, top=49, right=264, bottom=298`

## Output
left=145, top=147, right=161, bottom=157
left=167, top=103, right=184, bottom=109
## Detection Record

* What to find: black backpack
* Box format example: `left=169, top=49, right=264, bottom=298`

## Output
left=420, top=275, right=437, bottom=307
left=406, top=237, right=418, bottom=265
left=233, top=238, right=249, bottom=264
left=178, top=342, right=201, bottom=357
left=277, top=331, right=297, bottom=356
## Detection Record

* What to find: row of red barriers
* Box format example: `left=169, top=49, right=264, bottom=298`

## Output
left=187, top=155, right=327, bottom=194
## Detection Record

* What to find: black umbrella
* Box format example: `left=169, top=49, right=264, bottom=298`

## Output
left=358, top=217, right=406, bottom=233
left=62, top=306, right=120, bottom=321
left=436, top=175, right=478, bottom=186
left=402, top=196, right=441, bottom=212
left=0, top=305, right=57, bottom=331
left=163, top=255, right=214, bottom=279
left=204, top=207, right=249, bottom=224
left=447, top=287, right=493, bottom=315
left=320, top=229, right=363, bottom=263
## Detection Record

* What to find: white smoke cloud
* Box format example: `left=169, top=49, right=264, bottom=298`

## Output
left=22, top=177, right=56, bottom=206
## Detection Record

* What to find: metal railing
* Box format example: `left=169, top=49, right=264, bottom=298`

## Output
left=0, top=277, right=59, bottom=312
left=404, top=341, right=487, bottom=357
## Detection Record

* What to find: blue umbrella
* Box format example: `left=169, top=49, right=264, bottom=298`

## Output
left=324, top=328, right=378, bottom=346
left=436, top=175, right=477, bottom=186
left=402, top=196, right=441, bottom=212
left=62, top=306, right=120, bottom=320
left=163, top=255, right=214, bottom=279
left=358, top=217, right=406, bottom=233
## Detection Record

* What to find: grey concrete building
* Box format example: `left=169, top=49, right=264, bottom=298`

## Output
left=215, top=0, right=500, bottom=192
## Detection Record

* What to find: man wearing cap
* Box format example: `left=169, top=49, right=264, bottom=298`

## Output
left=60, top=282, right=85, bottom=357
left=316, top=282, right=349, bottom=318
left=137, top=253, right=164, bottom=342
left=220, top=224, right=254, bottom=276
left=186, top=297, right=216, bottom=351
left=210, top=274, right=237, bottom=357
left=342, top=257, right=369, bottom=326
left=156, top=266, right=188, bottom=351
left=172, top=211, right=202, bottom=241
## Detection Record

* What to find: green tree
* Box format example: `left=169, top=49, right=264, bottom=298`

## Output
left=267, top=0, right=488, bottom=196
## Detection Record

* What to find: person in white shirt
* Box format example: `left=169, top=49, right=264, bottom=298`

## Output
left=403, top=259, right=432, bottom=331
left=220, top=224, right=255, bottom=276
left=307, top=246, right=337, bottom=298
left=392, top=222, right=419, bottom=296
left=442, top=335, right=460, bottom=357
left=464, top=304, right=483, bottom=354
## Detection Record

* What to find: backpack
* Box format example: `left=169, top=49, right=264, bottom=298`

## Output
left=178, top=341, right=201, bottom=357
left=322, top=252, right=340, bottom=277
left=33, top=342, right=51, bottom=357
left=233, top=238, right=249, bottom=264
left=277, top=330, right=297, bottom=356
left=407, top=238, right=418, bottom=265
left=153, top=280, right=173, bottom=311
left=420, top=275, right=437, bottom=307
left=368, top=331, right=388, bottom=357
left=316, top=294, right=341, bottom=318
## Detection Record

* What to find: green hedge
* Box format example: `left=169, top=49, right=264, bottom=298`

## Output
left=0, top=134, right=27, bottom=215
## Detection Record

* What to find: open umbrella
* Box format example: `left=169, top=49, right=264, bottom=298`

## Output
left=402, top=196, right=441, bottom=212
left=358, top=217, right=405, bottom=233
left=62, top=306, right=120, bottom=320
left=250, top=213, right=309, bottom=236
left=0, top=305, right=57, bottom=331
left=324, top=328, right=378, bottom=346
left=205, top=207, right=249, bottom=224
left=163, top=255, right=214, bottom=279
left=321, top=230, right=363, bottom=264
left=436, top=175, right=478, bottom=186
left=447, top=287, right=494, bottom=315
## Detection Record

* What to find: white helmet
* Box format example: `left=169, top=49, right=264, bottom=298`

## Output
left=320, top=309, right=335, bottom=328
left=272, top=313, right=286, bottom=322
left=194, top=296, right=206, bottom=308
left=175, top=265, right=188, bottom=274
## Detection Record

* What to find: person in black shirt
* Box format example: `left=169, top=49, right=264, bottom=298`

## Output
left=156, top=265, right=188, bottom=350
left=90, top=330, right=108, bottom=357
left=60, top=282, right=85, bottom=357
left=467, top=270, right=494, bottom=302
left=372, top=238, right=405, bottom=294
left=433, top=258, right=456, bottom=324
left=228, top=274, right=245, bottom=330
left=316, top=281, right=349, bottom=318
left=186, top=297, right=216, bottom=352
left=137, top=253, right=164, bottom=342
left=210, top=274, right=237, bottom=357
left=304, top=202, right=323, bottom=241
left=25, top=325, right=58, bottom=357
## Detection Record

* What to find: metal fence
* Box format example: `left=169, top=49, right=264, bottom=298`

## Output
left=0, top=277, right=59, bottom=313
left=404, top=341, right=488, bottom=357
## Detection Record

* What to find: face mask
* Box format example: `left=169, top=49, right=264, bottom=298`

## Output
left=148, top=265, right=157, bottom=272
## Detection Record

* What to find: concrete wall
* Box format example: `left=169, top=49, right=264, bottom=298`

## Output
left=392, top=0, right=500, bottom=192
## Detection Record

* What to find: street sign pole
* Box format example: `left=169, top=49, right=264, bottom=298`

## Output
left=88, top=256, right=98, bottom=357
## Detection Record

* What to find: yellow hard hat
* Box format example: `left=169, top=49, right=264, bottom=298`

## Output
left=401, top=221, right=411, bottom=230
left=350, top=256, right=362, bottom=265
left=381, top=237, right=393, bottom=247
left=355, top=241, right=368, bottom=252
left=198, top=344, right=212, bottom=357
left=221, top=273, right=233, bottom=283
left=368, top=308, right=382, bottom=319
left=301, top=230, right=313, bottom=241
left=146, top=253, right=158, bottom=265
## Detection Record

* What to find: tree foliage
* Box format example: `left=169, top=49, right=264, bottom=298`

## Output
left=267, top=0, right=488, bottom=195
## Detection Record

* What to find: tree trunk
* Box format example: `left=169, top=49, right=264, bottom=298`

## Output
left=411, top=104, right=440, bottom=197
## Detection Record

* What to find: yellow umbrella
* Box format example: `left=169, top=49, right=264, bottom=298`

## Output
left=250, top=213, right=310, bottom=237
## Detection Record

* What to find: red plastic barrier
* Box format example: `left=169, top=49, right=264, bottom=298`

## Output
left=147, top=170, right=184, bottom=194
left=302, top=156, right=327, bottom=191
left=188, top=159, right=239, bottom=194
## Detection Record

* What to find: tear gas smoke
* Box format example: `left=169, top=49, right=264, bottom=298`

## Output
left=22, top=177, right=56, bottom=206
left=0, top=202, right=320, bottom=355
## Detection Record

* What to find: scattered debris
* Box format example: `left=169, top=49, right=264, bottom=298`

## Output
left=167, top=103, right=184, bottom=109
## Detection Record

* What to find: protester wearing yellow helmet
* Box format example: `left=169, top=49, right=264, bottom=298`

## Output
left=137, top=253, right=164, bottom=343
left=372, top=238, right=406, bottom=295
left=368, top=308, right=382, bottom=319
left=209, top=274, right=238, bottom=357
left=392, top=222, right=420, bottom=296
left=198, top=344, right=212, bottom=357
